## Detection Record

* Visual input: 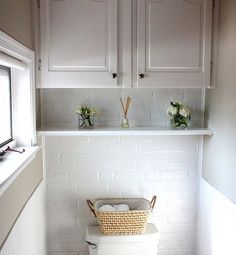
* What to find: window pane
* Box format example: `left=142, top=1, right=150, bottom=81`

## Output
left=0, top=67, right=12, bottom=146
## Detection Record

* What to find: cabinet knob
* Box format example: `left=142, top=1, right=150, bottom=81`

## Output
left=111, top=73, right=117, bottom=79
left=139, top=73, right=144, bottom=79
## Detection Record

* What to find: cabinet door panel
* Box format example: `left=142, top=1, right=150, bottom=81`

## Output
left=40, top=0, right=117, bottom=88
left=137, top=0, right=212, bottom=88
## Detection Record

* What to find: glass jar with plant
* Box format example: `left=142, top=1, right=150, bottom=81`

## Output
left=76, top=105, right=97, bottom=129
left=167, top=101, right=191, bottom=128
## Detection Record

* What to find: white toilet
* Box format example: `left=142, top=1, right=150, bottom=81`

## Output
left=86, top=223, right=159, bottom=255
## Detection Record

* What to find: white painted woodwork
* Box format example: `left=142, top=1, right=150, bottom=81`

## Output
left=0, top=30, right=36, bottom=145
left=38, top=0, right=214, bottom=88
left=210, top=0, right=220, bottom=88
left=40, top=0, right=118, bottom=88
left=0, top=146, right=40, bottom=192
left=37, top=127, right=213, bottom=136
left=120, top=0, right=132, bottom=87
left=0, top=183, right=46, bottom=255
left=198, top=179, right=236, bottom=255
left=136, top=0, right=213, bottom=88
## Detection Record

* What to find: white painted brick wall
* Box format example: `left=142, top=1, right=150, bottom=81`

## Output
left=40, top=89, right=203, bottom=128
left=44, top=136, right=200, bottom=255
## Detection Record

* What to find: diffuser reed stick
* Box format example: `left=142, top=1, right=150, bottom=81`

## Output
left=120, top=96, right=131, bottom=127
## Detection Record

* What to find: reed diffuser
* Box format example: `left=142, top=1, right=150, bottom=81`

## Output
left=120, top=96, right=131, bottom=128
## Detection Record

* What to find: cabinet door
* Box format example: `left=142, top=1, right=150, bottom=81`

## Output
left=137, top=0, right=213, bottom=88
left=39, top=0, right=117, bottom=88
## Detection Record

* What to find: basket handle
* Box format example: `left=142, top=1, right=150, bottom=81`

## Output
left=150, top=195, right=157, bottom=210
left=87, top=199, right=97, bottom=217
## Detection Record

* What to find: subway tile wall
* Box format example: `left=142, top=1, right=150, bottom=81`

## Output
left=44, top=135, right=200, bottom=255
left=40, top=89, right=203, bottom=128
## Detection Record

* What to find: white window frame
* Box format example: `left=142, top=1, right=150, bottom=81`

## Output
left=0, top=31, right=36, bottom=148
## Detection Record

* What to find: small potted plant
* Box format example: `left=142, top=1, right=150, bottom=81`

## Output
left=167, top=101, right=191, bottom=128
left=76, top=105, right=97, bottom=129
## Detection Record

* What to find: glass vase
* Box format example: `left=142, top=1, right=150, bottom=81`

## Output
left=78, top=115, right=94, bottom=129
left=170, top=118, right=189, bottom=129
left=121, top=116, right=129, bottom=128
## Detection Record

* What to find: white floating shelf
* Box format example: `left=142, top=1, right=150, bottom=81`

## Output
left=37, top=127, right=213, bottom=136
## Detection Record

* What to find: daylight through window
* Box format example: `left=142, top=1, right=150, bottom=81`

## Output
left=0, top=65, right=12, bottom=147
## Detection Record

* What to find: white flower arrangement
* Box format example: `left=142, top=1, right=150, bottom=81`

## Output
left=75, top=105, right=97, bottom=116
left=167, top=101, right=191, bottom=127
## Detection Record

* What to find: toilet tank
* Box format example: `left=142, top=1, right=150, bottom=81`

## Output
left=86, top=223, right=159, bottom=255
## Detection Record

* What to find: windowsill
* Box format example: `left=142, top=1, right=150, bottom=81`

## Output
left=0, top=146, right=40, bottom=196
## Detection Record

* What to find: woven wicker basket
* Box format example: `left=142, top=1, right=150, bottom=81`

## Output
left=87, top=196, right=156, bottom=235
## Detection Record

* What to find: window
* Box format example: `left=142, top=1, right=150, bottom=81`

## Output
left=0, top=32, right=35, bottom=148
left=0, top=65, right=12, bottom=147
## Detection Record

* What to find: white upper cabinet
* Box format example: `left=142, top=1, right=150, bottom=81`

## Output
left=136, top=0, right=213, bottom=88
left=37, top=0, right=215, bottom=88
left=39, top=0, right=118, bottom=88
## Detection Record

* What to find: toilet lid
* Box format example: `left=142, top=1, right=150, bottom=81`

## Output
left=86, top=223, right=159, bottom=244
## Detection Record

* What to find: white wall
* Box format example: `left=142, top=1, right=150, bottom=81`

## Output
left=44, top=135, right=201, bottom=255
left=40, top=88, right=203, bottom=128
left=198, top=1, right=236, bottom=254
left=203, top=0, right=236, bottom=202
left=198, top=179, right=236, bottom=255
left=0, top=182, right=46, bottom=255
